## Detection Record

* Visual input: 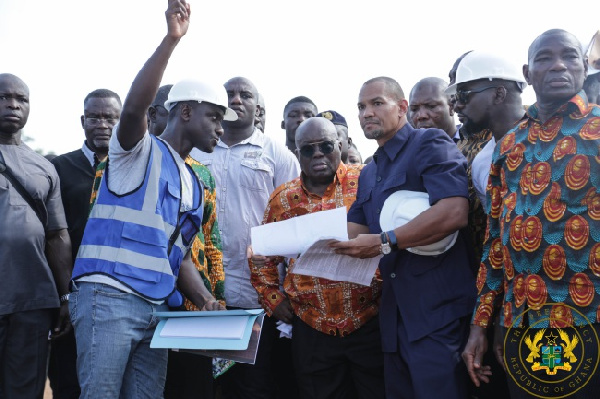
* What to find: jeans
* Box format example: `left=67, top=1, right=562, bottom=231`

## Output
left=69, top=281, right=169, bottom=399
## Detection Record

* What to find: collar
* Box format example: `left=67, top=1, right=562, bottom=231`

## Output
left=526, top=90, right=591, bottom=122
left=374, top=123, right=413, bottom=164
left=216, top=127, right=264, bottom=149
left=81, top=141, right=97, bottom=168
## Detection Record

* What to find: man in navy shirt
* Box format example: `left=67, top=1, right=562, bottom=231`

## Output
left=332, top=76, right=477, bottom=399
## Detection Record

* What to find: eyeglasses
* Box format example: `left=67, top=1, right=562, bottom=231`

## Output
left=85, top=116, right=119, bottom=125
left=454, top=86, right=500, bottom=105
left=299, top=141, right=336, bottom=158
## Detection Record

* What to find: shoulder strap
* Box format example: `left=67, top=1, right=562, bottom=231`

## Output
left=0, top=150, right=48, bottom=228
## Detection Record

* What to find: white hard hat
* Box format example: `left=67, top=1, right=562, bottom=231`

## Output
left=164, top=79, right=238, bottom=121
left=446, top=51, right=527, bottom=94
left=380, top=190, right=458, bottom=256
left=586, top=30, right=600, bottom=76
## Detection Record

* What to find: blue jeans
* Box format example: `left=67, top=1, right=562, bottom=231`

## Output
left=69, top=282, right=169, bottom=399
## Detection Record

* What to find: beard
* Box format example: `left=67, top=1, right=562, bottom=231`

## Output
left=364, top=127, right=385, bottom=140
left=460, top=117, right=487, bottom=138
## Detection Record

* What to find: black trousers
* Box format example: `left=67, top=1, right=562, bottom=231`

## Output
left=164, top=350, right=214, bottom=399
left=292, top=316, right=385, bottom=399
left=0, top=309, right=53, bottom=399
left=219, top=313, right=280, bottom=399
left=48, top=329, right=80, bottom=399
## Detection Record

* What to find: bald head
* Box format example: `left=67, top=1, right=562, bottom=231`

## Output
left=295, top=117, right=338, bottom=148
left=295, top=117, right=341, bottom=189
left=0, top=73, right=30, bottom=135
left=410, top=78, right=449, bottom=99
left=223, top=76, right=259, bottom=129
left=528, top=29, right=584, bottom=62
left=525, top=29, right=587, bottom=107
left=409, top=77, right=456, bottom=135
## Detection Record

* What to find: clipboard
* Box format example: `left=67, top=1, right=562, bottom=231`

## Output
left=150, top=309, right=263, bottom=350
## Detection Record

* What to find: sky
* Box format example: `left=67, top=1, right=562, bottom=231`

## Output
left=1, top=0, right=598, bottom=159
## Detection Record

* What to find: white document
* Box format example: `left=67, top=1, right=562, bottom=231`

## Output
left=251, top=207, right=349, bottom=258
left=159, top=315, right=249, bottom=340
left=292, top=239, right=382, bottom=286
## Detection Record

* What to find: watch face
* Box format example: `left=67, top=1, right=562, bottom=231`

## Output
left=381, top=243, right=392, bottom=255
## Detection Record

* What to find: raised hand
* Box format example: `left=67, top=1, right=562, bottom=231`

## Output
left=165, top=0, right=191, bottom=40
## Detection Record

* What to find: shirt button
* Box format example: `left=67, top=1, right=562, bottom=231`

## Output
left=223, top=187, right=227, bottom=191
left=376, top=209, right=380, bottom=214
left=377, top=176, right=382, bottom=182
left=390, top=273, right=396, bottom=278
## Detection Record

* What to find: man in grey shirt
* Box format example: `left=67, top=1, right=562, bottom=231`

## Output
left=0, top=72, right=73, bottom=398
left=191, top=76, right=299, bottom=399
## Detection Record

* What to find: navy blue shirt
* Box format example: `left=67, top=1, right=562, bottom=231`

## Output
left=348, top=123, right=476, bottom=349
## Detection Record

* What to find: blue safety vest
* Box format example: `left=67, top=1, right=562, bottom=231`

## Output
left=73, top=136, right=203, bottom=306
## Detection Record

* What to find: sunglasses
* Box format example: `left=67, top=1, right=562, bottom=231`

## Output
left=299, top=141, right=336, bottom=158
left=454, top=86, right=500, bottom=105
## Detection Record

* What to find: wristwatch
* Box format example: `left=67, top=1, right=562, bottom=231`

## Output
left=386, top=230, right=398, bottom=251
left=59, top=293, right=70, bottom=304
left=380, top=232, right=392, bottom=255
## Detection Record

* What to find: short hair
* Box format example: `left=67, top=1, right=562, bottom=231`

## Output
left=410, top=77, right=451, bottom=102
left=528, top=29, right=583, bottom=62
left=283, top=96, right=317, bottom=116
left=153, top=84, right=173, bottom=107
left=362, top=77, right=405, bottom=101
left=84, top=89, right=121, bottom=107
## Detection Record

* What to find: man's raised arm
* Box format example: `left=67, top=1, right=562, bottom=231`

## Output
left=117, top=0, right=190, bottom=150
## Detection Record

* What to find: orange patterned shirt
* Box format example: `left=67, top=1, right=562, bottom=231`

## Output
left=249, top=163, right=382, bottom=336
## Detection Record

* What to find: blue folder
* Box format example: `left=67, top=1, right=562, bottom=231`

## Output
left=150, top=309, right=263, bottom=350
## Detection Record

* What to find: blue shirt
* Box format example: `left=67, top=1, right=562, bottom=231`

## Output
left=348, top=123, right=476, bottom=348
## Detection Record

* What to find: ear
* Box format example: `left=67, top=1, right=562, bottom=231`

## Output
left=80, top=115, right=85, bottom=128
left=523, top=64, right=531, bottom=85
left=494, top=86, right=507, bottom=104
left=348, top=136, right=353, bottom=146
left=448, top=103, right=455, bottom=116
left=255, top=104, right=261, bottom=117
left=281, top=120, right=285, bottom=130
left=180, top=104, right=192, bottom=121
left=398, top=98, right=409, bottom=118
left=148, top=106, right=157, bottom=122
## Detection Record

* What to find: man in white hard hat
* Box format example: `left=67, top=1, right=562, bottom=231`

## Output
left=583, top=30, right=600, bottom=104
left=69, top=2, right=229, bottom=397
left=448, top=51, right=527, bottom=209
left=331, top=76, right=476, bottom=399
left=447, top=50, right=527, bottom=399
left=463, top=29, right=600, bottom=399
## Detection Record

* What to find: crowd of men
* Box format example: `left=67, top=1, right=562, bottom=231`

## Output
left=2, top=1, right=600, bottom=399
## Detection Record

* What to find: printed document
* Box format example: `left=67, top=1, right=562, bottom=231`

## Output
left=251, top=207, right=348, bottom=257
left=292, top=239, right=381, bottom=286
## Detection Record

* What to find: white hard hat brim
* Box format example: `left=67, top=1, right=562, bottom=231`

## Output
left=380, top=190, right=458, bottom=256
